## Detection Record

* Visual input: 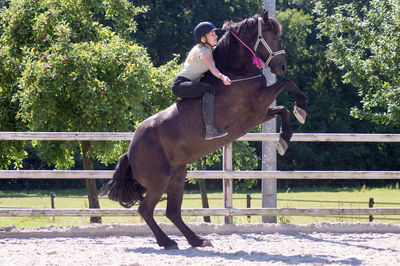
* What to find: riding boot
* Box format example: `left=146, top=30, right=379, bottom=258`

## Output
left=202, top=92, right=228, bottom=140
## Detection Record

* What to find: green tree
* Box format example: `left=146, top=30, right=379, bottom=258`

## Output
left=0, top=0, right=177, bottom=221
left=0, top=52, right=27, bottom=169
left=0, top=0, right=27, bottom=169
left=315, top=0, right=400, bottom=127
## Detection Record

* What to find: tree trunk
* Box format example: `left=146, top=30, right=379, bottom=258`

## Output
left=81, top=141, right=102, bottom=223
left=196, top=160, right=210, bottom=223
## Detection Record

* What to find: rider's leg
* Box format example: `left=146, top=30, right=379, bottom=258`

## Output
left=171, top=76, right=206, bottom=98
left=202, top=92, right=228, bottom=140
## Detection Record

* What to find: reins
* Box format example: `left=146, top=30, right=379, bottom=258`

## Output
left=230, top=74, right=263, bottom=83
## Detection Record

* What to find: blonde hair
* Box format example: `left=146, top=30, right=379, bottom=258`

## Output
left=184, top=43, right=213, bottom=64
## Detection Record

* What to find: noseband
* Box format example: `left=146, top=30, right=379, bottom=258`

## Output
left=230, top=17, right=285, bottom=68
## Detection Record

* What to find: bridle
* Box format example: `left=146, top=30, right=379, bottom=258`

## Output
left=231, top=17, right=285, bottom=68
left=254, top=17, right=285, bottom=66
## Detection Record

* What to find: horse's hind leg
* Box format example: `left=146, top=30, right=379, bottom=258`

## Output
left=262, top=106, right=292, bottom=156
left=166, top=166, right=212, bottom=247
left=138, top=179, right=178, bottom=249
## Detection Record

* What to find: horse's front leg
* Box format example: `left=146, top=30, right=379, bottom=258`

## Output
left=256, top=78, right=308, bottom=124
left=261, top=106, right=292, bottom=156
left=280, top=78, right=308, bottom=124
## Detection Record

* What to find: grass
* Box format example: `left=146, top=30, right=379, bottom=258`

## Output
left=1, top=186, right=400, bottom=227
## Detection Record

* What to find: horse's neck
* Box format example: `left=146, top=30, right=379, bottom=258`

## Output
left=214, top=46, right=252, bottom=72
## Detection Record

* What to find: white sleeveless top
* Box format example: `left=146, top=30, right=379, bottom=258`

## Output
left=178, top=46, right=211, bottom=82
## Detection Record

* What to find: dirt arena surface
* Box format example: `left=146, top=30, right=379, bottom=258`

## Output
left=1, top=222, right=400, bottom=265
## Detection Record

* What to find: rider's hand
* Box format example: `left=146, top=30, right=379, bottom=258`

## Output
left=220, top=74, right=231, bottom=86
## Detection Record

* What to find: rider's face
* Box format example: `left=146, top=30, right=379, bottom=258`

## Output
left=205, top=30, right=218, bottom=46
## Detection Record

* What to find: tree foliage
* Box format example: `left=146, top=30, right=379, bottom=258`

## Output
left=315, top=0, right=400, bottom=126
left=0, top=0, right=178, bottom=168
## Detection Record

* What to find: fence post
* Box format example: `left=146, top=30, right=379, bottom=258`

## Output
left=369, top=197, right=374, bottom=222
left=261, top=0, right=278, bottom=225
left=223, top=144, right=233, bottom=224
left=247, top=194, right=251, bottom=222
left=50, top=192, right=55, bottom=222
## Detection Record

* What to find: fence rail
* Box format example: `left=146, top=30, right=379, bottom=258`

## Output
left=1, top=131, right=400, bottom=142
left=1, top=207, right=400, bottom=217
left=0, top=170, right=399, bottom=180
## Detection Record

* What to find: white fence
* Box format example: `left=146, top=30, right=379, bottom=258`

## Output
left=1, top=132, right=400, bottom=221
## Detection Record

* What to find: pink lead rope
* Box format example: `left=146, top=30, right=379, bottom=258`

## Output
left=230, top=30, right=264, bottom=69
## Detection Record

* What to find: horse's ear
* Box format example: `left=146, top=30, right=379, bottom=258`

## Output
left=262, top=9, right=269, bottom=24
left=222, top=20, right=234, bottom=31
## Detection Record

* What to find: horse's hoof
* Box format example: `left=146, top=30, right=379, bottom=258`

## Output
left=164, top=244, right=179, bottom=250
left=201, top=239, right=213, bottom=247
left=293, top=105, right=307, bottom=124
left=159, top=239, right=178, bottom=250
left=190, top=238, right=213, bottom=248
left=275, top=138, right=288, bottom=156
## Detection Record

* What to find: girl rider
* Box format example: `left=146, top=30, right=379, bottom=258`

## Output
left=171, top=22, right=231, bottom=140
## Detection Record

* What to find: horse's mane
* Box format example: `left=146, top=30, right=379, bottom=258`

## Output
left=222, top=15, right=282, bottom=37
left=214, top=15, right=282, bottom=71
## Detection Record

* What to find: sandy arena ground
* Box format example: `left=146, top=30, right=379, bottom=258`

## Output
left=1, top=222, right=400, bottom=266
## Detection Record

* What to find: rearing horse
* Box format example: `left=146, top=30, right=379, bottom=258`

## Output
left=101, top=10, right=308, bottom=249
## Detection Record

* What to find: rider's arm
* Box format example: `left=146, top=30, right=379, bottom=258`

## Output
left=200, top=52, right=231, bottom=85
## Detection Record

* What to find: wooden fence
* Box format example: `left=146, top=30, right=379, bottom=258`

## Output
left=1, top=132, right=400, bottom=222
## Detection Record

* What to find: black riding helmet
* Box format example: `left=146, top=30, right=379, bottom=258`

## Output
left=194, top=22, right=216, bottom=43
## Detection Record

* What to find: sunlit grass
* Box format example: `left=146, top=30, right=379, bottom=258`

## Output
left=1, top=186, right=399, bottom=227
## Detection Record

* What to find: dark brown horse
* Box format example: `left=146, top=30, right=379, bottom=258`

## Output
left=101, top=10, right=308, bottom=249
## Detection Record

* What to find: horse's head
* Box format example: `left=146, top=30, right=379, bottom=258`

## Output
left=256, top=10, right=286, bottom=75
left=218, top=10, right=286, bottom=75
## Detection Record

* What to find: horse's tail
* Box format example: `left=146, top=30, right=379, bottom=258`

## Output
left=99, top=153, right=146, bottom=208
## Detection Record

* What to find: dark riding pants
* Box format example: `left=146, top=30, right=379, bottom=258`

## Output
left=171, top=76, right=215, bottom=98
